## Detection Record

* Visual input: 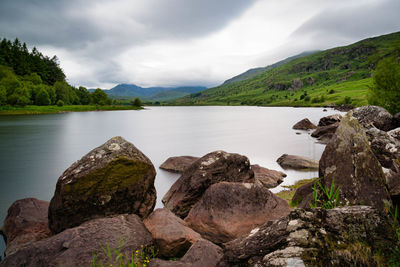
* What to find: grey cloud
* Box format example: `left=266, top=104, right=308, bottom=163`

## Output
left=291, top=0, right=400, bottom=46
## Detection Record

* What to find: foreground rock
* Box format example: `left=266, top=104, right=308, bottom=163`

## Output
left=143, top=208, right=201, bottom=258
left=48, top=136, right=157, bottom=234
left=219, top=206, right=396, bottom=266
left=311, top=122, right=339, bottom=144
left=352, top=105, right=395, bottom=131
left=149, top=239, right=223, bottom=267
left=1, top=214, right=153, bottom=267
left=292, top=118, right=317, bottom=130
left=291, top=182, right=314, bottom=208
left=318, top=113, right=390, bottom=210
left=276, top=154, right=318, bottom=170
left=185, top=182, right=290, bottom=244
left=252, top=164, right=286, bottom=188
left=162, top=151, right=254, bottom=218
left=0, top=198, right=51, bottom=256
left=159, top=156, right=199, bottom=173
left=317, top=114, right=342, bottom=127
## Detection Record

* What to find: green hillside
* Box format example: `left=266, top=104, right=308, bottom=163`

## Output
left=174, top=31, right=400, bottom=107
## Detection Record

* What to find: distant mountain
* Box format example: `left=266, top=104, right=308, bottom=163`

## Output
left=222, top=51, right=319, bottom=85
left=91, top=84, right=207, bottom=102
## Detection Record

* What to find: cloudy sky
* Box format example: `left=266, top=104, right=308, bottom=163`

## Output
left=1, top=0, right=399, bottom=89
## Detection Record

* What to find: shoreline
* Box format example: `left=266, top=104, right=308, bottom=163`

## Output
left=0, top=105, right=143, bottom=116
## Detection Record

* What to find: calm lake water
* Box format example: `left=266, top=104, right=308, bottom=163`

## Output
left=0, top=106, right=342, bottom=257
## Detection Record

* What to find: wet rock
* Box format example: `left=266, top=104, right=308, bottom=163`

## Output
left=143, top=208, right=201, bottom=258
left=159, top=156, right=199, bottom=173
left=318, top=114, right=342, bottom=127
left=0, top=214, right=153, bottom=267
left=252, top=164, right=286, bottom=188
left=388, top=127, right=400, bottom=141
left=162, top=151, right=254, bottom=218
left=291, top=181, right=314, bottom=208
left=276, top=154, right=318, bottom=170
left=185, top=182, right=290, bottom=244
left=0, top=198, right=51, bottom=256
left=365, top=127, right=400, bottom=169
left=352, top=105, right=395, bottom=131
left=318, top=113, right=390, bottom=210
left=48, top=136, right=157, bottom=234
left=149, top=239, right=223, bottom=267
left=219, top=206, right=396, bottom=266
left=311, top=122, right=339, bottom=144
left=292, top=118, right=317, bottom=130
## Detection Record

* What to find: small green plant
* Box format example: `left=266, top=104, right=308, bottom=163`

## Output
left=310, top=179, right=340, bottom=209
left=56, top=99, right=64, bottom=107
left=384, top=203, right=400, bottom=265
left=91, top=242, right=157, bottom=267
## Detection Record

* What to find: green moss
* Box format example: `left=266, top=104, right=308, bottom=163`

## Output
left=64, top=156, right=152, bottom=198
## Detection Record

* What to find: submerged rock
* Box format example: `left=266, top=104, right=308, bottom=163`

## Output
left=162, top=151, right=254, bottom=218
left=185, top=182, right=290, bottom=244
left=252, top=164, right=286, bottom=188
left=48, top=136, right=157, bottom=234
left=317, top=114, right=342, bottom=127
left=159, top=156, right=199, bottom=173
left=149, top=239, right=223, bottom=267
left=352, top=105, right=395, bottom=131
left=311, top=122, right=339, bottom=144
left=276, top=154, right=318, bottom=170
left=0, top=198, right=51, bottom=256
left=143, top=208, right=201, bottom=258
left=318, top=113, right=390, bottom=210
left=0, top=214, right=153, bottom=267
left=292, top=118, right=317, bottom=130
left=219, top=206, right=396, bottom=266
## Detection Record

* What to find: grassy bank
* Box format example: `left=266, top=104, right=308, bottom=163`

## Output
left=275, top=178, right=315, bottom=208
left=0, top=105, right=143, bottom=115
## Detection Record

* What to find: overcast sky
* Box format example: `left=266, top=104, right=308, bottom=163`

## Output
left=1, top=0, right=399, bottom=89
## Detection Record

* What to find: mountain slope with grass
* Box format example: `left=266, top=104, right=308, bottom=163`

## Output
left=175, top=31, right=400, bottom=107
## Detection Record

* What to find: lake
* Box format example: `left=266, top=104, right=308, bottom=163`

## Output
left=0, top=106, right=341, bottom=257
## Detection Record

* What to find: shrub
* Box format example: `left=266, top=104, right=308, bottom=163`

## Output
left=56, top=99, right=64, bottom=107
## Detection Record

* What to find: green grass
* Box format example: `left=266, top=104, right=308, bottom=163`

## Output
left=275, top=178, right=315, bottom=208
left=0, top=105, right=143, bottom=115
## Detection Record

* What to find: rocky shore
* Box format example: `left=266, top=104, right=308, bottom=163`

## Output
left=1, top=105, right=400, bottom=266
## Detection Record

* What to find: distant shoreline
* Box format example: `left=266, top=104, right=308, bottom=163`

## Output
left=0, top=105, right=143, bottom=116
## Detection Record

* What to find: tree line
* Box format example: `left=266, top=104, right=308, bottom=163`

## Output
left=0, top=37, right=112, bottom=106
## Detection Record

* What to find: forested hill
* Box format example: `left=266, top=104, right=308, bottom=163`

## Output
left=175, top=31, right=400, bottom=107
left=0, top=37, right=111, bottom=107
left=0, top=38, right=65, bottom=85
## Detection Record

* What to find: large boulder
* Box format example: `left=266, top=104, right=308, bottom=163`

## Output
left=185, top=182, right=290, bottom=244
left=143, top=208, right=201, bottom=258
left=292, top=118, right=317, bottom=130
left=149, top=239, right=223, bottom=267
left=352, top=105, right=395, bottom=131
left=0, top=198, right=51, bottom=256
left=252, top=164, right=286, bottom=188
left=276, top=154, right=318, bottom=170
left=311, top=122, right=339, bottom=144
left=162, top=151, right=254, bottom=218
left=318, top=113, right=390, bottom=210
left=219, top=206, right=396, bottom=266
left=0, top=214, right=153, bottom=267
left=48, top=136, right=157, bottom=234
left=318, top=114, right=342, bottom=126
left=159, top=156, right=199, bottom=173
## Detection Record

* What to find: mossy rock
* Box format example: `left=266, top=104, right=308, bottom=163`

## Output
left=48, top=136, right=156, bottom=234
